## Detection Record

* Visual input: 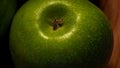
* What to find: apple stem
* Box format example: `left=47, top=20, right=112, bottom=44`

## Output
left=52, top=19, right=63, bottom=30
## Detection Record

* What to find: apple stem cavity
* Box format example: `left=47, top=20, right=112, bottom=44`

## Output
left=52, top=19, right=63, bottom=30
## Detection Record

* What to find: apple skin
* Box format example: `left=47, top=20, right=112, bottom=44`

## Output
left=0, top=0, right=16, bottom=42
left=0, top=0, right=16, bottom=67
left=10, top=0, right=113, bottom=68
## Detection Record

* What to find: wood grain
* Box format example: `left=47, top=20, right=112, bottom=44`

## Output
left=99, top=0, right=120, bottom=68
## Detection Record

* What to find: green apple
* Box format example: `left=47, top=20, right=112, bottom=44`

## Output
left=10, top=0, right=113, bottom=68
left=0, top=0, right=16, bottom=67
left=0, top=0, right=16, bottom=42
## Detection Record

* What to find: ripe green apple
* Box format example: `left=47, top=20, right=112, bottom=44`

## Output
left=0, top=0, right=16, bottom=42
left=10, top=0, right=113, bottom=68
left=0, top=0, right=16, bottom=67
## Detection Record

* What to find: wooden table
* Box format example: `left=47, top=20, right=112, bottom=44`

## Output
left=100, top=0, right=120, bottom=68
